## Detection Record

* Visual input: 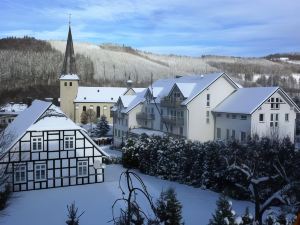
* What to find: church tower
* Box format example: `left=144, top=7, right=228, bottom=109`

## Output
left=59, top=25, right=79, bottom=121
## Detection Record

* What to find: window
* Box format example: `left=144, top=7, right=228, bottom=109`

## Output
left=270, top=113, right=279, bottom=127
left=217, top=128, right=221, bottom=139
left=77, top=161, right=88, bottom=177
left=35, top=164, right=46, bottom=181
left=180, top=127, right=183, bottom=136
left=241, top=132, right=246, bottom=143
left=259, top=114, right=264, bottom=122
left=64, top=82, right=67, bottom=86
left=285, top=113, right=289, bottom=122
left=64, top=136, right=75, bottom=150
left=206, top=94, right=210, bottom=107
left=226, top=129, right=230, bottom=140
left=269, top=97, right=280, bottom=109
left=240, top=115, right=247, bottom=120
left=206, top=111, right=210, bottom=124
left=32, top=137, right=43, bottom=151
left=97, top=106, right=100, bottom=118
left=232, top=130, right=236, bottom=139
left=69, top=82, right=72, bottom=86
left=110, top=106, right=113, bottom=117
left=14, top=165, right=26, bottom=183
left=83, top=106, right=86, bottom=112
left=232, top=114, right=236, bottom=119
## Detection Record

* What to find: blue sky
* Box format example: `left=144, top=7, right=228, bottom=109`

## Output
left=1, top=0, right=300, bottom=56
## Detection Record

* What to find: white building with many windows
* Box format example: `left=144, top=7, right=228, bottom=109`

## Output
left=0, top=100, right=107, bottom=192
left=112, top=73, right=299, bottom=146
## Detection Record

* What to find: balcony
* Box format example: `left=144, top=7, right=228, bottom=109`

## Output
left=161, top=115, right=184, bottom=126
left=160, top=97, right=183, bottom=108
left=136, top=112, right=155, bottom=121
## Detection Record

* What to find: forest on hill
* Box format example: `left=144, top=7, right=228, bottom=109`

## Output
left=0, top=37, right=94, bottom=104
left=1, top=37, right=300, bottom=104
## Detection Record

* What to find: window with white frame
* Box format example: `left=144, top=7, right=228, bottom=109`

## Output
left=206, top=111, right=210, bottom=123
left=285, top=113, right=289, bottom=122
left=240, top=115, right=247, bottom=120
left=35, top=164, right=46, bottom=181
left=270, top=113, right=279, bottom=127
left=217, top=128, right=221, bottom=139
left=259, top=114, right=264, bottom=122
left=206, top=94, right=210, bottom=107
left=241, top=132, right=246, bottom=143
left=77, top=161, right=88, bottom=177
left=64, top=136, right=75, bottom=150
left=32, top=137, right=43, bottom=151
left=269, top=97, right=280, bottom=110
left=14, top=165, right=26, bottom=183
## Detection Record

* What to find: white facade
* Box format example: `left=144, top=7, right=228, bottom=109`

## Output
left=113, top=73, right=299, bottom=146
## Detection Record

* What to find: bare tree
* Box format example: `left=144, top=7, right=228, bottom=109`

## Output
left=226, top=159, right=300, bottom=225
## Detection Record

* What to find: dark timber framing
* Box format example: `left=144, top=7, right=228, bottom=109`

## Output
left=1, top=129, right=105, bottom=192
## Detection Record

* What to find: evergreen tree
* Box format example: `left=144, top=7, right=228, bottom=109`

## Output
left=156, top=188, right=184, bottom=225
left=94, top=115, right=110, bottom=137
left=241, top=207, right=253, bottom=225
left=208, top=195, right=236, bottom=225
left=122, top=138, right=139, bottom=169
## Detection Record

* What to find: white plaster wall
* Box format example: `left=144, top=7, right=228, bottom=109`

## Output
left=215, top=113, right=251, bottom=141
left=187, top=76, right=237, bottom=142
left=251, top=91, right=297, bottom=141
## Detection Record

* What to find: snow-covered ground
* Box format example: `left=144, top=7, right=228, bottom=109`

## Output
left=0, top=164, right=253, bottom=225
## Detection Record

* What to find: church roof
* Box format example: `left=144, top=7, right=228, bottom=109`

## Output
left=74, top=87, right=128, bottom=103
left=61, top=26, right=77, bottom=75
left=60, top=74, right=80, bottom=80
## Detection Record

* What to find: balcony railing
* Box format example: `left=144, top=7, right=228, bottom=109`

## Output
left=161, top=115, right=184, bottom=126
left=136, top=112, right=155, bottom=121
left=160, top=97, right=183, bottom=108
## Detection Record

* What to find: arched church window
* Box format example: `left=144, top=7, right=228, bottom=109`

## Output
left=69, top=82, right=72, bottom=86
left=83, top=106, right=86, bottom=112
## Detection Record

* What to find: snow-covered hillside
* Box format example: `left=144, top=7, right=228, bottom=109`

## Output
left=1, top=164, right=253, bottom=225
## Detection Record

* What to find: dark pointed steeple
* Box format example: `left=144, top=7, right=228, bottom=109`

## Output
left=61, top=26, right=77, bottom=75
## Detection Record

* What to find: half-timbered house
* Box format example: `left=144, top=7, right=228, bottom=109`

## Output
left=0, top=100, right=108, bottom=192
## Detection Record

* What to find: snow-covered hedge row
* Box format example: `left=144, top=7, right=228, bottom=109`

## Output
left=122, top=135, right=300, bottom=202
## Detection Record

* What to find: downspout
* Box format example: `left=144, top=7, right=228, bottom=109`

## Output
left=186, top=106, right=189, bottom=139
left=213, top=111, right=216, bottom=140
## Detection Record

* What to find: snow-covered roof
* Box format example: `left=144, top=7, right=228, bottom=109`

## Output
left=28, top=105, right=80, bottom=131
left=132, top=88, right=146, bottom=93
left=0, top=100, right=51, bottom=154
left=130, top=128, right=165, bottom=137
left=119, top=89, right=147, bottom=113
left=60, top=74, right=80, bottom=80
left=0, top=100, right=108, bottom=157
left=175, top=83, right=197, bottom=98
left=75, top=87, right=127, bottom=103
left=0, top=103, right=28, bottom=115
left=119, top=95, right=137, bottom=108
left=213, top=87, right=279, bottom=114
left=149, top=72, right=239, bottom=105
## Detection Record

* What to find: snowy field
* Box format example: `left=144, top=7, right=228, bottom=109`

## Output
left=0, top=164, right=253, bottom=225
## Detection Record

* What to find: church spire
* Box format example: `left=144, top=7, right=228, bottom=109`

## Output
left=61, top=25, right=77, bottom=75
